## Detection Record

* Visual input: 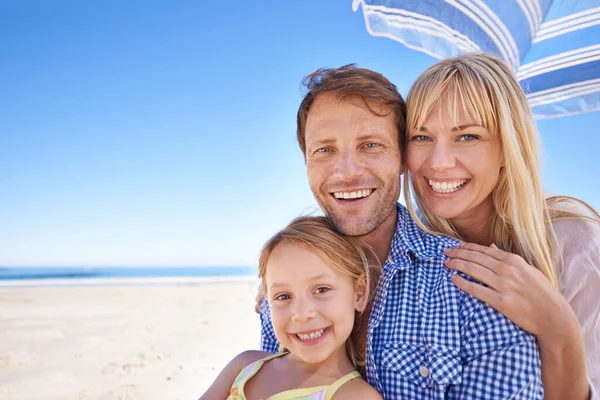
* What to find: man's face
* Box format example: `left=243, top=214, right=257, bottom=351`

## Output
left=304, top=93, right=402, bottom=237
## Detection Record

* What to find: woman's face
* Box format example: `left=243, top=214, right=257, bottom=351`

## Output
left=406, top=97, right=504, bottom=229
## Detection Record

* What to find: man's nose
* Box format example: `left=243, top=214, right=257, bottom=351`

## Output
left=291, top=295, right=316, bottom=323
left=333, top=150, right=364, bottom=180
left=428, top=141, right=456, bottom=171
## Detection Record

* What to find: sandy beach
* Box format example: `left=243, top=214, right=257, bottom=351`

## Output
left=0, top=282, right=262, bottom=400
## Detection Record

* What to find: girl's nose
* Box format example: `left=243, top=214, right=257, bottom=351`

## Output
left=291, top=296, right=316, bottom=323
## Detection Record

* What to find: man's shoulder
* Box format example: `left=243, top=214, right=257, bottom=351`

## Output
left=393, top=204, right=459, bottom=258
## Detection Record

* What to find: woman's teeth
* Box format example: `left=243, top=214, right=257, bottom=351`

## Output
left=429, top=179, right=467, bottom=193
left=296, top=328, right=325, bottom=340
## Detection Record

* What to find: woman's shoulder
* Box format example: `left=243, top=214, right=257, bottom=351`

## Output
left=547, top=197, right=600, bottom=287
left=547, top=197, right=600, bottom=241
left=547, top=196, right=599, bottom=220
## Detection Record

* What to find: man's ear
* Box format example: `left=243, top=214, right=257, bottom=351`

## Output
left=354, top=273, right=368, bottom=312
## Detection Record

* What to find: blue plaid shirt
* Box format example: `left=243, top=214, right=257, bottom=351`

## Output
left=260, top=204, right=543, bottom=399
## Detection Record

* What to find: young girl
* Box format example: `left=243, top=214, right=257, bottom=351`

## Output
left=199, top=216, right=382, bottom=400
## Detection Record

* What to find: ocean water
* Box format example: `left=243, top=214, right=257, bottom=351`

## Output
left=0, top=266, right=258, bottom=287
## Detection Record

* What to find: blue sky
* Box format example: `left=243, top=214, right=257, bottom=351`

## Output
left=1, top=1, right=599, bottom=267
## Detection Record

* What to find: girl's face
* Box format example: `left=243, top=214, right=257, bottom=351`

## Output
left=265, top=242, right=366, bottom=365
left=406, top=98, right=504, bottom=230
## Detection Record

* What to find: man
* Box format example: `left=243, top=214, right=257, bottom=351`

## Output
left=259, top=65, right=543, bottom=398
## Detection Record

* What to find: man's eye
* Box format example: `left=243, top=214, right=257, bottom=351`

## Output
left=365, top=143, right=379, bottom=148
left=316, top=147, right=331, bottom=153
left=274, top=293, right=291, bottom=301
left=315, top=286, right=331, bottom=294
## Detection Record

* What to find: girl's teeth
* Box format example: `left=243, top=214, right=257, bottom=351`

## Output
left=428, top=179, right=467, bottom=193
left=296, top=328, right=325, bottom=340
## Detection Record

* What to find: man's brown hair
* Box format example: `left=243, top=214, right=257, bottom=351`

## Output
left=296, top=64, right=406, bottom=156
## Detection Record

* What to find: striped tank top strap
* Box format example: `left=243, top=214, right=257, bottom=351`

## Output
left=323, top=371, right=361, bottom=399
left=230, top=352, right=287, bottom=398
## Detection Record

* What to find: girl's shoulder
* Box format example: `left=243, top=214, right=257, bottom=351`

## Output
left=331, top=377, right=382, bottom=400
left=198, top=350, right=277, bottom=400
left=232, top=350, right=278, bottom=370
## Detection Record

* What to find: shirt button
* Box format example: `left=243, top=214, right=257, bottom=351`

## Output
left=419, top=365, right=430, bottom=378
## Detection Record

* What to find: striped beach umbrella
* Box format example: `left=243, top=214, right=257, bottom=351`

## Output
left=353, top=0, right=600, bottom=119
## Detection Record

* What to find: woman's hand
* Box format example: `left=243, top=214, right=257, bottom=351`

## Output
left=444, top=242, right=575, bottom=340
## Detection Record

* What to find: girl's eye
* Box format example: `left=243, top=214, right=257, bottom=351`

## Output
left=459, top=134, right=479, bottom=141
left=274, top=293, right=291, bottom=301
left=315, top=286, right=331, bottom=294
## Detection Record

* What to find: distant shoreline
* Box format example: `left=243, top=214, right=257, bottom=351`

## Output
left=0, top=266, right=259, bottom=287
left=0, top=275, right=258, bottom=288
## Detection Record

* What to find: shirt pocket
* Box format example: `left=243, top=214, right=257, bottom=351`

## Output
left=382, top=343, right=462, bottom=389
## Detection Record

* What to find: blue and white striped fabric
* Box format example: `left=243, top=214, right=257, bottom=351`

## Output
left=352, top=0, right=600, bottom=119
left=260, top=204, right=544, bottom=399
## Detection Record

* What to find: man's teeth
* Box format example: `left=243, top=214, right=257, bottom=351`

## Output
left=333, top=189, right=372, bottom=199
left=429, top=179, right=467, bottom=193
left=296, top=328, right=325, bottom=340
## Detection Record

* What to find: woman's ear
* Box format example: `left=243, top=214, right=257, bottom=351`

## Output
left=354, top=273, right=368, bottom=312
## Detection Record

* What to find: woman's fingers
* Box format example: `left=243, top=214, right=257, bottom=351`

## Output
left=451, top=274, right=501, bottom=305
left=458, top=241, right=511, bottom=262
left=445, top=246, right=503, bottom=274
left=445, top=258, right=501, bottom=290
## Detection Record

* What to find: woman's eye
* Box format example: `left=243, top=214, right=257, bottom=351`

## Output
left=459, top=134, right=479, bottom=141
left=274, top=293, right=291, bottom=301
left=315, top=286, right=331, bottom=294
left=410, top=135, right=430, bottom=141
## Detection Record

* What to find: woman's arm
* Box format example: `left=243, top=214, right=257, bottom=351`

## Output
left=198, top=350, right=270, bottom=400
left=552, top=216, right=600, bottom=399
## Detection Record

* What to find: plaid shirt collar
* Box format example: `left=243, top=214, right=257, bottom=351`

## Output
left=387, top=203, right=451, bottom=267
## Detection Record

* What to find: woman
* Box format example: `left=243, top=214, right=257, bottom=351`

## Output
left=404, top=52, right=600, bottom=400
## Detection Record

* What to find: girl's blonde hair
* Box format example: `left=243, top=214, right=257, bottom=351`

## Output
left=405, top=52, right=599, bottom=287
left=258, top=216, right=380, bottom=370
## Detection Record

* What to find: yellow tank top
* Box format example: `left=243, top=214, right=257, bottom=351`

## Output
left=227, top=352, right=361, bottom=400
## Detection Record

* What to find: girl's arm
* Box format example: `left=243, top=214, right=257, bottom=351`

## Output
left=198, top=350, right=270, bottom=400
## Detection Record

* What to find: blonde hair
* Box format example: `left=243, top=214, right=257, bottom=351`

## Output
left=404, top=52, right=599, bottom=288
left=258, top=216, right=380, bottom=370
